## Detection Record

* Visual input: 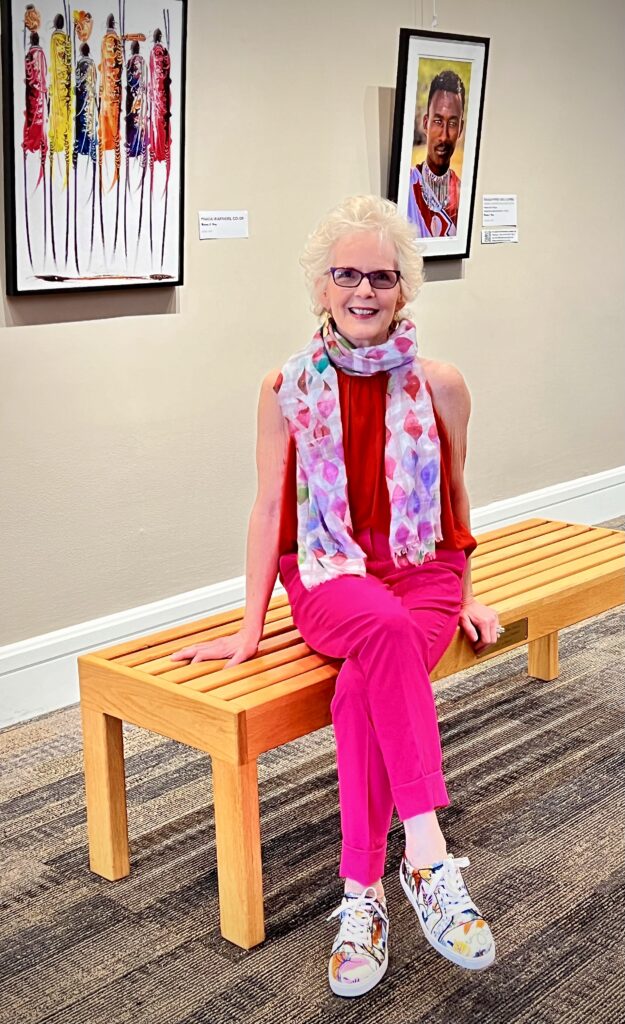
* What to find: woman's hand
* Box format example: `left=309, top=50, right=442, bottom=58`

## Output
left=170, top=630, right=259, bottom=667
left=459, top=598, right=501, bottom=653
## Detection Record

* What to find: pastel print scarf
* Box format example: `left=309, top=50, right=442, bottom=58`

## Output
left=276, top=318, right=442, bottom=589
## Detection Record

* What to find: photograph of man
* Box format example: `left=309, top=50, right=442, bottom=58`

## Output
left=408, top=68, right=466, bottom=238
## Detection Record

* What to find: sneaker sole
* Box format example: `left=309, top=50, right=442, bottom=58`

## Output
left=328, top=949, right=389, bottom=997
left=400, top=868, right=495, bottom=971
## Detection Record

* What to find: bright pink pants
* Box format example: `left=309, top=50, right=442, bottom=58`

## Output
left=279, top=529, right=466, bottom=886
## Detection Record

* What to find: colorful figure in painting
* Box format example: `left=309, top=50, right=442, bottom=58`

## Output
left=22, top=27, right=48, bottom=270
left=98, top=12, right=124, bottom=255
left=71, top=11, right=96, bottom=271
left=126, top=41, right=148, bottom=160
left=23, top=3, right=41, bottom=52
left=73, top=9, right=93, bottom=44
left=124, top=39, right=149, bottom=260
left=149, top=20, right=172, bottom=267
left=73, top=42, right=98, bottom=271
left=49, top=12, right=73, bottom=265
left=74, top=42, right=98, bottom=163
left=23, top=3, right=40, bottom=31
left=408, top=70, right=465, bottom=238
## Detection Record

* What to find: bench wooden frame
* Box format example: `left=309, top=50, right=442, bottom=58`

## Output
left=78, top=518, right=624, bottom=949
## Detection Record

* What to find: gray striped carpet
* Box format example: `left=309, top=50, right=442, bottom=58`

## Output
left=1, top=517, right=624, bottom=1024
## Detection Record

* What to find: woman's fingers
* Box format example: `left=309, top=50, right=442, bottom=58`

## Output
left=172, top=641, right=228, bottom=664
left=477, top=614, right=500, bottom=648
left=226, top=642, right=258, bottom=667
left=170, top=632, right=258, bottom=666
left=170, top=645, right=198, bottom=661
left=459, top=612, right=479, bottom=642
left=487, top=612, right=501, bottom=646
left=190, top=643, right=230, bottom=664
left=460, top=601, right=501, bottom=651
left=226, top=651, right=245, bottom=667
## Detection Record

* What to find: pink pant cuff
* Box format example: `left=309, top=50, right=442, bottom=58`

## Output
left=392, top=770, right=450, bottom=821
left=339, top=841, right=388, bottom=887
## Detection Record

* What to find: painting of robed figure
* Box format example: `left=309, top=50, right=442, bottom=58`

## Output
left=388, top=27, right=489, bottom=261
left=1, top=0, right=187, bottom=293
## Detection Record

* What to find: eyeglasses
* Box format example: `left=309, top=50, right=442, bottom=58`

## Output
left=328, top=267, right=401, bottom=290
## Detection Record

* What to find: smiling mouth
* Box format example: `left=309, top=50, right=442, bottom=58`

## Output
left=348, top=307, right=378, bottom=318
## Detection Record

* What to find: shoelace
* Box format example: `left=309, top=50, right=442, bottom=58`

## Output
left=430, top=855, right=474, bottom=914
left=326, top=887, right=389, bottom=947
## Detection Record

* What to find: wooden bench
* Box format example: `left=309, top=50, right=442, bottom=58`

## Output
left=78, top=517, right=624, bottom=949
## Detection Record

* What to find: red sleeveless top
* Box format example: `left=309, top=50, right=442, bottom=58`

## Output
left=278, top=370, right=477, bottom=558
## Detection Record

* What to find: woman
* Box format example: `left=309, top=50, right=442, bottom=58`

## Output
left=172, top=195, right=500, bottom=997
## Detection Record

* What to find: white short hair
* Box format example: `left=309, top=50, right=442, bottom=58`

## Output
left=300, top=195, right=424, bottom=316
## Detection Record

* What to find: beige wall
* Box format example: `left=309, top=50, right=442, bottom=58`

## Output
left=1, top=0, right=624, bottom=644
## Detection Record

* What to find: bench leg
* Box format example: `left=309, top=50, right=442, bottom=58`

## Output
left=212, top=757, right=265, bottom=949
left=528, top=632, right=559, bottom=681
left=81, top=706, right=130, bottom=880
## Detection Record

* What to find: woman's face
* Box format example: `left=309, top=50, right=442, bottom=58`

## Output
left=319, top=232, right=404, bottom=347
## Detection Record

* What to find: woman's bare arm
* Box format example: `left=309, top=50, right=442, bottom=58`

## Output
left=240, top=371, right=291, bottom=640
left=425, top=361, right=474, bottom=601
left=424, top=360, right=500, bottom=649
left=172, top=369, right=289, bottom=665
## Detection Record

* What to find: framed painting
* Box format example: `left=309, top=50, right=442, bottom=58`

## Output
left=388, top=27, right=489, bottom=260
left=1, top=0, right=187, bottom=294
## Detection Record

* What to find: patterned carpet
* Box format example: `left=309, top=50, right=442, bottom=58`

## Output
left=1, top=518, right=624, bottom=1024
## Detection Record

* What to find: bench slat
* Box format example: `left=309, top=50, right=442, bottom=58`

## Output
left=123, top=616, right=297, bottom=675
left=472, top=521, right=592, bottom=558
left=471, top=531, right=621, bottom=581
left=204, top=653, right=340, bottom=701
left=96, top=594, right=290, bottom=661
left=113, top=603, right=292, bottom=667
left=142, top=626, right=303, bottom=678
left=466, top=517, right=548, bottom=545
left=475, top=539, right=624, bottom=601
left=471, top=524, right=604, bottom=569
left=235, top=665, right=338, bottom=710
left=492, top=557, right=625, bottom=614
left=174, top=639, right=317, bottom=692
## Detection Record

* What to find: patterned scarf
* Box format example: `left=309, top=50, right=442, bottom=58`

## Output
left=276, top=318, right=442, bottom=589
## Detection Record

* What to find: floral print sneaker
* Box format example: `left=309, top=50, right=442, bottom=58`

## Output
left=400, top=852, right=495, bottom=970
left=326, top=886, right=389, bottom=997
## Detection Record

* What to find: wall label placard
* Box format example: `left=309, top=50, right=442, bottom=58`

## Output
left=198, top=211, right=249, bottom=240
left=482, top=228, right=518, bottom=244
left=482, top=194, right=517, bottom=226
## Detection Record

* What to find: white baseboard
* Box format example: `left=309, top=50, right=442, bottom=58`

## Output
left=469, top=465, right=625, bottom=532
left=1, top=466, right=623, bottom=730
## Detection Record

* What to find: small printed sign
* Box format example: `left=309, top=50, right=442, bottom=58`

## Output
left=482, top=194, right=518, bottom=227
left=482, top=228, right=518, bottom=244
left=198, top=210, right=249, bottom=240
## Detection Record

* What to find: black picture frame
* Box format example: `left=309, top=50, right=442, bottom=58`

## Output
left=388, top=27, right=489, bottom=260
left=1, top=0, right=187, bottom=295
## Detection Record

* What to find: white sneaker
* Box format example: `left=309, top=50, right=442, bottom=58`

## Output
left=326, top=887, right=389, bottom=997
left=400, top=852, right=495, bottom=970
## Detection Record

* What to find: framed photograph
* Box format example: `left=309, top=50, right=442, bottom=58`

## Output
left=1, top=1, right=187, bottom=294
left=388, top=27, right=489, bottom=260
